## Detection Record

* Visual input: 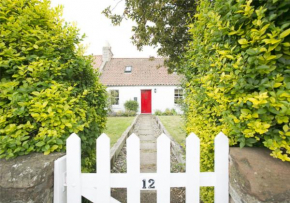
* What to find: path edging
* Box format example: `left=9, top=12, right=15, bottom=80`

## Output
left=110, top=115, right=139, bottom=168
left=154, top=116, right=185, bottom=164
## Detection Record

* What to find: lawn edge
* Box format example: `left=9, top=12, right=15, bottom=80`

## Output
left=110, top=115, right=139, bottom=168
left=154, top=116, right=185, bottom=165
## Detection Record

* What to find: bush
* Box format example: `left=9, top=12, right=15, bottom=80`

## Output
left=171, top=108, right=177, bottom=116
left=154, top=110, right=163, bottom=116
left=154, top=108, right=179, bottom=116
left=163, top=108, right=174, bottom=116
left=0, top=0, right=107, bottom=171
left=124, top=100, right=139, bottom=112
left=183, top=0, right=290, bottom=201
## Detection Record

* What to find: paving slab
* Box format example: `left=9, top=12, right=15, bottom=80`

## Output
left=140, top=142, right=156, bottom=150
left=140, top=152, right=156, bottom=165
left=138, top=129, right=154, bottom=134
left=141, top=164, right=156, bottom=173
left=139, top=135, right=156, bottom=140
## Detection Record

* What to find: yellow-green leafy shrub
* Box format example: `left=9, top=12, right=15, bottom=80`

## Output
left=183, top=0, right=290, bottom=201
left=0, top=0, right=107, bottom=171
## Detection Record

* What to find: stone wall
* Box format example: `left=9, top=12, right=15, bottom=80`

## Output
left=0, top=152, right=64, bottom=203
left=229, top=147, right=290, bottom=203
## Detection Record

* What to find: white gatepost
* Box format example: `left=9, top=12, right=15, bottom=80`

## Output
left=186, top=133, right=200, bottom=202
left=66, top=133, right=82, bottom=203
left=127, top=133, right=140, bottom=203
left=215, top=132, right=229, bottom=203
left=157, top=134, right=171, bottom=203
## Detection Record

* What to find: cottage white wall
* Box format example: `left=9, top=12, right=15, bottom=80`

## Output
left=107, top=86, right=182, bottom=114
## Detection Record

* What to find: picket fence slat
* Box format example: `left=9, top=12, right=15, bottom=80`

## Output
left=97, top=133, right=111, bottom=202
left=186, top=133, right=200, bottom=202
left=215, top=132, right=229, bottom=203
left=157, top=134, right=171, bottom=203
left=127, top=134, right=140, bottom=203
left=66, top=133, right=81, bottom=203
left=56, top=132, right=229, bottom=203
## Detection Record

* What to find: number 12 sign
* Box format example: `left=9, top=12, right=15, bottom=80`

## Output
left=141, top=178, right=156, bottom=190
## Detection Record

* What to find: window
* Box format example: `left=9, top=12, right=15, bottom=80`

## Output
left=174, top=89, right=183, bottom=104
left=110, top=90, right=119, bottom=105
left=125, top=66, right=132, bottom=73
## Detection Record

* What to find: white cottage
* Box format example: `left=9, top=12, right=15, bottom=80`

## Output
left=94, top=44, right=183, bottom=114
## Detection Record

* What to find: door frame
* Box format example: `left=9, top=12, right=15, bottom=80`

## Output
left=140, top=89, right=152, bottom=114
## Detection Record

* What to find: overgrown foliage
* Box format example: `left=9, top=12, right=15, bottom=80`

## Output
left=102, top=0, right=197, bottom=72
left=0, top=0, right=107, bottom=171
left=183, top=0, right=290, bottom=201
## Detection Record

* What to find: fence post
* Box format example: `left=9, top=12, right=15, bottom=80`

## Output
left=157, top=133, right=170, bottom=203
left=67, top=133, right=82, bottom=203
left=186, top=133, right=200, bottom=202
left=214, top=132, right=229, bottom=203
left=97, top=133, right=111, bottom=202
left=127, top=133, right=140, bottom=203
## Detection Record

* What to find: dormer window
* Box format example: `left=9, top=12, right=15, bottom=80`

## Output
left=125, top=66, right=132, bottom=73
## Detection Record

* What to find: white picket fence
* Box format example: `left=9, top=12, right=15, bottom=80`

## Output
left=54, top=132, right=229, bottom=203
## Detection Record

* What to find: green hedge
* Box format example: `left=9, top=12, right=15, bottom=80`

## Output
left=0, top=0, right=107, bottom=171
left=183, top=0, right=290, bottom=201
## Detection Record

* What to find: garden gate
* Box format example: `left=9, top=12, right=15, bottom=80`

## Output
left=54, top=132, right=229, bottom=203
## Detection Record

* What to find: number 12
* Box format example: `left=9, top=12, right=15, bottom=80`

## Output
left=142, top=179, right=155, bottom=189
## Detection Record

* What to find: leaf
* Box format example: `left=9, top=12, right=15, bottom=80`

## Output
left=283, top=125, right=289, bottom=132
left=280, top=28, right=290, bottom=38
left=247, top=138, right=257, bottom=144
left=36, top=141, right=45, bottom=147
left=65, top=123, right=72, bottom=128
left=241, top=109, right=251, bottom=115
left=56, top=139, right=63, bottom=145
left=33, top=44, right=39, bottom=49
left=238, top=39, right=248, bottom=45
left=226, top=55, right=234, bottom=59
left=257, top=65, right=269, bottom=70
left=246, top=49, right=257, bottom=55
left=240, top=141, right=245, bottom=148
left=50, top=145, right=59, bottom=151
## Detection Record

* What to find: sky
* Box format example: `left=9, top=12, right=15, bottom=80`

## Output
left=50, top=0, right=158, bottom=58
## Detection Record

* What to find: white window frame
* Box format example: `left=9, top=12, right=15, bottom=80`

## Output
left=110, top=90, right=119, bottom=105
left=174, top=89, right=183, bottom=105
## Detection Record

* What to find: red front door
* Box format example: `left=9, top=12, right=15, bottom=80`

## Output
left=141, top=90, right=152, bottom=114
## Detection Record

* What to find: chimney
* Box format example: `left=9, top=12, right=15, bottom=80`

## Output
left=102, top=41, right=113, bottom=62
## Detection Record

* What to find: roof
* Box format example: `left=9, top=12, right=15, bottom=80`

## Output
left=92, top=55, right=102, bottom=70
left=99, top=58, right=182, bottom=86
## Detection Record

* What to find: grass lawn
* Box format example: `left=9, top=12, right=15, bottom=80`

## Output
left=158, top=116, right=186, bottom=148
left=104, top=117, right=135, bottom=147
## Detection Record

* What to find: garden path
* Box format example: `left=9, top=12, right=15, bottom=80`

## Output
left=133, top=114, right=160, bottom=202
left=111, top=115, right=185, bottom=203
